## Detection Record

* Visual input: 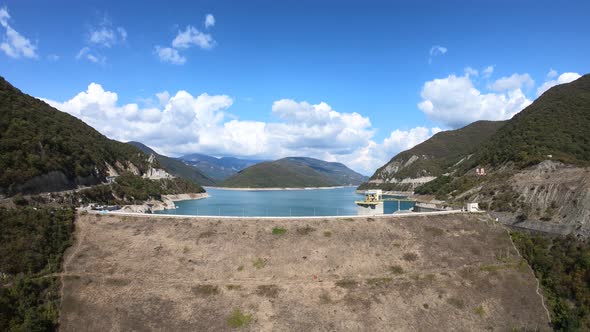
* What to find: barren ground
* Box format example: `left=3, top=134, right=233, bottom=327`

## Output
left=60, top=213, right=550, bottom=331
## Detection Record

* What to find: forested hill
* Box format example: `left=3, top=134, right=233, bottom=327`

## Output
left=476, top=74, right=590, bottom=167
left=0, top=77, right=153, bottom=195
left=359, top=120, right=506, bottom=191
left=128, top=142, right=216, bottom=186
left=221, top=157, right=368, bottom=188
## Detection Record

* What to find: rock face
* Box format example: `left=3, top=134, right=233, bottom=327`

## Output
left=119, top=193, right=209, bottom=213
left=463, top=161, right=590, bottom=236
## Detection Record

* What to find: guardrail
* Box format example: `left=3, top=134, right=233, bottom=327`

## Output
left=86, top=209, right=479, bottom=220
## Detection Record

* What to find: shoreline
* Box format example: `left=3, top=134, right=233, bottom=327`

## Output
left=118, top=192, right=209, bottom=213
left=204, top=185, right=357, bottom=191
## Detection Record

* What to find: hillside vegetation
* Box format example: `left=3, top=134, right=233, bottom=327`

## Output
left=221, top=157, right=367, bottom=188
left=128, top=142, right=215, bottom=186
left=0, top=77, right=153, bottom=196
left=477, top=74, right=590, bottom=167
left=414, top=74, right=590, bottom=201
left=359, top=120, right=505, bottom=190
left=0, top=207, right=75, bottom=331
left=512, top=232, right=590, bottom=330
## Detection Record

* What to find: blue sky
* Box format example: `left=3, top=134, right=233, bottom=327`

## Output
left=1, top=0, right=588, bottom=174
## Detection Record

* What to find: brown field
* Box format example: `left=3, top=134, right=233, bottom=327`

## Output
left=60, top=213, right=550, bottom=331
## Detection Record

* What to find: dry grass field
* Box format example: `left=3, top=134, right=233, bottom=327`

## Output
left=59, top=213, right=550, bottom=331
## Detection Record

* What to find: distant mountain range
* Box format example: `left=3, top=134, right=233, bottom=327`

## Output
left=179, top=153, right=264, bottom=182
left=221, top=157, right=368, bottom=188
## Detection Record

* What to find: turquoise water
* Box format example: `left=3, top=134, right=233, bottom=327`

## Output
left=154, top=187, right=415, bottom=217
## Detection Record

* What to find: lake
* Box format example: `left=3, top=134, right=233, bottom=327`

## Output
left=154, top=187, right=415, bottom=217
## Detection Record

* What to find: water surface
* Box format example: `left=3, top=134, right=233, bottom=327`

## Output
left=154, top=187, right=415, bottom=217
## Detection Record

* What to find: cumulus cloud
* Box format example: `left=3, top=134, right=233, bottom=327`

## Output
left=536, top=71, right=581, bottom=96
left=418, top=74, right=533, bottom=128
left=0, top=6, right=38, bottom=59
left=490, top=73, right=534, bottom=92
left=383, top=127, right=442, bottom=154
left=204, top=14, right=215, bottom=28
left=428, top=45, right=447, bottom=63
left=42, top=84, right=440, bottom=175
left=154, top=46, right=186, bottom=65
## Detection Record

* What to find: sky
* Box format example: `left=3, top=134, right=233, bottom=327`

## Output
left=1, top=0, right=588, bottom=175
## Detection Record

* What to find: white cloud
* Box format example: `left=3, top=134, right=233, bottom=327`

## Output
left=154, top=46, right=186, bottom=65
left=76, top=47, right=105, bottom=64
left=205, top=14, right=215, bottom=29
left=42, top=84, right=442, bottom=175
left=482, top=66, right=494, bottom=79
left=47, top=54, right=60, bottom=61
left=547, top=69, right=558, bottom=79
left=88, top=20, right=126, bottom=48
left=428, top=45, right=447, bottom=63
left=536, top=71, right=581, bottom=96
left=156, top=15, right=217, bottom=65
left=0, top=6, right=38, bottom=59
left=490, top=73, right=534, bottom=92
left=156, top=91, right=170, bottom=105
left=172, top=25, right=214, bottom=50
left=383, top=127, right=442, bottom=154
left=464, top=67, right=478, bottom=77
left=418, top=74, right=533, bottom=128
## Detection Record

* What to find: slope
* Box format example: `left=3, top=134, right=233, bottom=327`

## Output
left=0, top=77, right=153, bottom=195
left=476, top=74, right=590, bottom=167
left=359, top=120, right=506, bottom=191
left=128, top=142, right=215, bottom=186
left=414, top=74, right=590, bottom=236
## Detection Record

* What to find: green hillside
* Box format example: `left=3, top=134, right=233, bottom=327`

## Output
left=0, top=77, right=153, bottom=195
left=414, top=73, right=590, bottom=199
left=128, top=142, right=215, bottom=186
left=359, top=120, right=506, bottom=190
left=221, top=157, right=366, bottom=188
left=477, top=74, right=590, bottom=167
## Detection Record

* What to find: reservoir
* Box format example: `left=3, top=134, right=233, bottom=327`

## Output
left=154, top=187, right=415, bottom=217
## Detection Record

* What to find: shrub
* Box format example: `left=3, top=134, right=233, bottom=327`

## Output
left=272, top=227, right=287, bottom=235
left=227, top=308, right=252, bottom=328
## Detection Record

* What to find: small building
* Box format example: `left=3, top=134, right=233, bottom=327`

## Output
left=465, top=202, right=479, bottom=212
left=356, top=190, right=384, bottom=216
left=475, top=167, right=486, bottom=176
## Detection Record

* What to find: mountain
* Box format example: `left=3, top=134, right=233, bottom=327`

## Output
left=221, top=157, right=368, bottom=188
left=128, top=142, right=215, bottom=186
left=476, top=74, right=590, bottom=167
left=179, top=153, right=264, bottom=182
left=0, top=77, right=157, bottom=195
left=404, top=74, right=590, bottom=236
left=358, top=120, right=506, bottom=191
